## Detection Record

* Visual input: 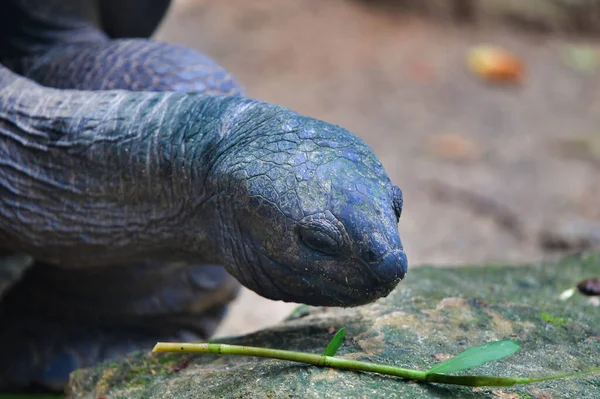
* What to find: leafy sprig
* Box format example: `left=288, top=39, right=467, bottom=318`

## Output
left=153, top=328, right=599, bottom=387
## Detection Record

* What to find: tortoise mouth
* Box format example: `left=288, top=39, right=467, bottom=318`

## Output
left=252, top=250, right=402, bottom=307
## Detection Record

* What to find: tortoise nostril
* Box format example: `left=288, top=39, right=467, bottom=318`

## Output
left=370, top=249, right=408, bottom=282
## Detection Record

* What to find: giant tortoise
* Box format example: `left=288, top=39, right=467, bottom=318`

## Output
left=0, top=0, right=407, bottom=392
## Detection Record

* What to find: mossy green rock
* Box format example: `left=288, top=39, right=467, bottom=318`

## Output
left=67, top=253, right=600, bottom=399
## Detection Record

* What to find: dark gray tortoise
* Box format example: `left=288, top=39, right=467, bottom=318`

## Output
left=0, top=0, right=408, bottom=392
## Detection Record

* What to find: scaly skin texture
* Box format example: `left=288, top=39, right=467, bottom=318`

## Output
left=0, top=0, right=407, bottom=392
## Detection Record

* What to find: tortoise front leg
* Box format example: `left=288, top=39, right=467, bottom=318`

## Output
left=0, top=261, right=240, bottom=391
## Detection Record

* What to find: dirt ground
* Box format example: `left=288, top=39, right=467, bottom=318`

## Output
left=154, top=0, right=600, bottom=337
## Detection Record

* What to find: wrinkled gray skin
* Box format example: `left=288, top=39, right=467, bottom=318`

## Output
left=0, top=0, right=407, bottom=392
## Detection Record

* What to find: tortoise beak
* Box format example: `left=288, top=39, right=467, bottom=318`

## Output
left=370, top=249, right=408, bottom=283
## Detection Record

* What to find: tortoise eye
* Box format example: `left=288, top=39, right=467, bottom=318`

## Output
left=392, top=185, right=403, bottom=222
left=298, top=219, right=343, bottom=256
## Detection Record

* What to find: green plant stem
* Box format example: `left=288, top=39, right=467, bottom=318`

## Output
left=526, top=368, right=600, bottom=383
left=153, top=342, right=427, bottom=379
left=154, top=342, right=566, bottom=387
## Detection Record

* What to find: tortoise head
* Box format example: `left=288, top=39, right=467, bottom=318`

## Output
left=214, top=103, right=407, bottom=307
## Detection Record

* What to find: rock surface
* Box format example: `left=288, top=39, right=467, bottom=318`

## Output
left=67, top=252, right=600, bottom=399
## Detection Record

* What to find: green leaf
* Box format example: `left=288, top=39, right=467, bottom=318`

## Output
left=427, top=340, right=521, bottom=375
left=563, top=45, right=600, bottom=74
left=322, top=328, right=346, bottom=356
left=540, top=312, right=569, bottom=327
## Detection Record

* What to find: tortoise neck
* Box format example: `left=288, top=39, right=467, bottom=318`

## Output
left=0, top=0, right=108, bottom=58
left=0, top=66, right=252, bottom=267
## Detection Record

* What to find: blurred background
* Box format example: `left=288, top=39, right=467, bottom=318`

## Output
left=152, top=0, right=600, bottom=337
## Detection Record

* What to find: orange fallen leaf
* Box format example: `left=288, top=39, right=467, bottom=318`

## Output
left=467, top=45, right=525, bottom=83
